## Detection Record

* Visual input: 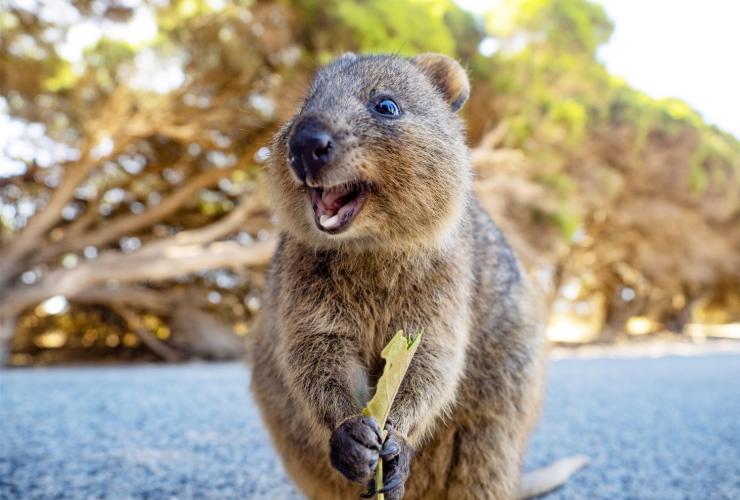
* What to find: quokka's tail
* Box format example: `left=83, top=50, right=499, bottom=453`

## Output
left=518, top=455, right=589, bottom=499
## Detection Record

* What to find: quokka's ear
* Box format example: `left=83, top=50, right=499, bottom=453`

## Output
left=412, top=53, right=470, bottom=112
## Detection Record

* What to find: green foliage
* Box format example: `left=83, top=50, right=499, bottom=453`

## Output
left=45, top=60, right=78, bottom=92
left=334, top=0, right=455, bottom=54
left=487, top=0, right=613, bottom=55
left=551, top=99, right=587, bottom=142
left=290, top=0, right=481, bottom=62
left=474, top=0, right=739, bottom=197
left=549, top=207, right=582, bottom=241
left=159, top=0, right=250, bottom=29
left=538, top=170, right=576, bottom=196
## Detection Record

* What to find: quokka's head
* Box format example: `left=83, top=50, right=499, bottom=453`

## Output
left=268, top=52, right=472, bottom=250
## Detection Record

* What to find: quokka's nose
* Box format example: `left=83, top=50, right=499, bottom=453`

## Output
left=288, top=119, right=334, bottom=182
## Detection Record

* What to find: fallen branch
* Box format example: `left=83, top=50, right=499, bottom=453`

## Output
left=0, top=316, right=18, bottom=365
left=111, top=304, right=184, bottom=362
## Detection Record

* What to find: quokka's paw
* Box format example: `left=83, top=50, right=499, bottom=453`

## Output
left=329, top=415, right=382, bottom=484
left=361, top=421, right=413, bottom=500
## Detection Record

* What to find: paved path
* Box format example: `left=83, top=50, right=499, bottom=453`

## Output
left=1, top=354, right=739, bottom=499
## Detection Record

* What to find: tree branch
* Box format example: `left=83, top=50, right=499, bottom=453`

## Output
left=0, top=150, right=97, bottom=287
left=0, top=236, right=276, bottom=318
left=0, top=85, right=147, bottom=285
left=73, top=286, right=174, bottom=314
left=33, top=165, right=241, bottom=263
left=146, top=187, right=268, bottom=251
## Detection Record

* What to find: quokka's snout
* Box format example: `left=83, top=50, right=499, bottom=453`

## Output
left=287, top=116, right=334, bottom=185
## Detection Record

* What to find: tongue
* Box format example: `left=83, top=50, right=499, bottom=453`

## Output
left=321, top=187, right=352, bottom=211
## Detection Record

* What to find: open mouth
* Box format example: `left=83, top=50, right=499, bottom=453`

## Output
left=309, top=182, right=369, bottom=234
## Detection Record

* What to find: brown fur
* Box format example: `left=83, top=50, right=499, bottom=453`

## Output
left=250, top=53, right=548, bottom=499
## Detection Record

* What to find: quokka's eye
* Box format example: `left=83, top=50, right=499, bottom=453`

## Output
left=374, top=98, right=400, bottom=117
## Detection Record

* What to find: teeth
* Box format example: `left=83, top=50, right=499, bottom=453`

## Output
left=319, top=213, right=341, bottom=228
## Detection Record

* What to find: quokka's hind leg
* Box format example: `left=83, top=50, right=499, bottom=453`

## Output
left=443, top=419, right=529, bottom=500
left=438, top=421, right=588, bottom=500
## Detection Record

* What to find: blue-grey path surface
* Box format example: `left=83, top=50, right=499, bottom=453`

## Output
left=2, top=354, right=739, bottom=499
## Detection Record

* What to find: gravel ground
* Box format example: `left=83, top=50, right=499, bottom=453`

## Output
left=1, top=353, right=739, bottom=499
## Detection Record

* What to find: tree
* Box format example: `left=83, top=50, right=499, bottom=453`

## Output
left=470, top=0, right=740, bottom=338
left=2, top=0, right=738, bottom=364
left=0, top=1, right=299, bottom=363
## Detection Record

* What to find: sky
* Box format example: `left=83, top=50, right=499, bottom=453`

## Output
left=598, top=0, right=740, bottom=139
left=458, top=0, right=740, bottom=139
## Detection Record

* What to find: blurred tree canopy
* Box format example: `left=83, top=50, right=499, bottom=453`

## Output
left=1, top=0, right=738, bottom=365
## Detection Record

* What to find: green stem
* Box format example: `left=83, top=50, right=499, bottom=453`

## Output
left=376, top=458, right=384, bottom=500
left=376, top=428, right=387, bottom=500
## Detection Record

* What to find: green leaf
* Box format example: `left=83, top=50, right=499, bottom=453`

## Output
left=361, top=328, right=423, bottom=499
